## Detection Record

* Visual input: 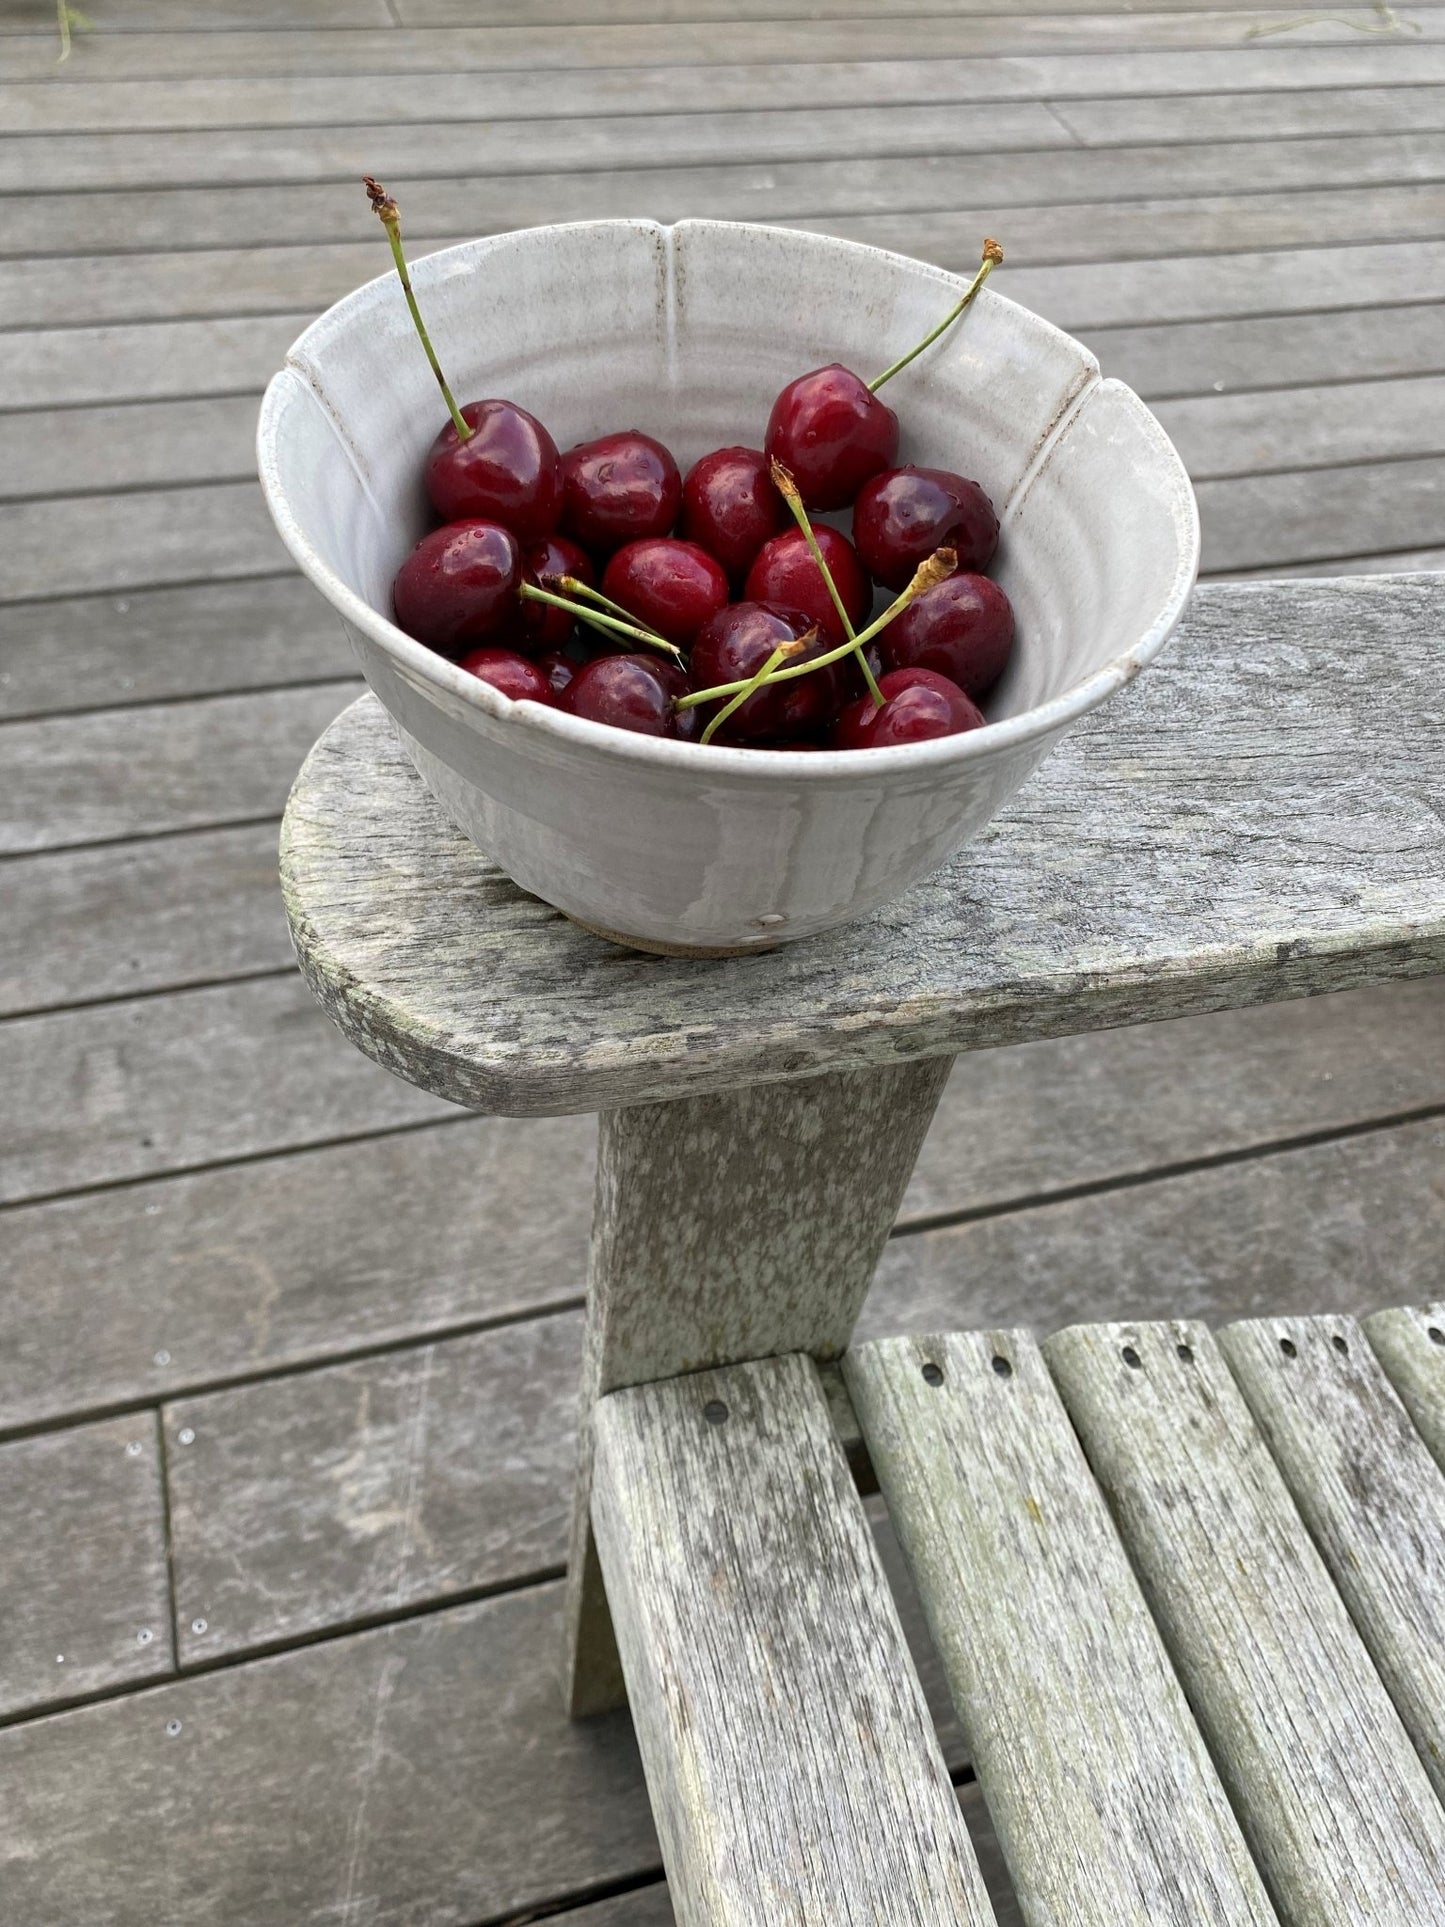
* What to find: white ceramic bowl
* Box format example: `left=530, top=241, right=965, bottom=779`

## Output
left=258, top=219, right=1198, bottom=953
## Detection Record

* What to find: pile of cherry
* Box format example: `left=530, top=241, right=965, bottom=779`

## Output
left=375, top=181, right=1014, bottom=752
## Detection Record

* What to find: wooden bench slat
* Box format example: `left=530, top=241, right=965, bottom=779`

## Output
left=1219, top=1313, right=1445, bottom=1805
left=844, top=1329, right=1277, bottom=1926
left=1365, top=1304, right=1445, bottom=1470
left=590, top=1353, right=996, bottom=1927
left=1045, top=1321, right=1445, bottom=1926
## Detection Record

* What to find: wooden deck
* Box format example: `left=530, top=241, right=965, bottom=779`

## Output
left=0, top=2, right=1442, bottom=1920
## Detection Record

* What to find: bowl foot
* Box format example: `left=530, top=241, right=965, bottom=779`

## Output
left=563, top=913, right=779, bottom=959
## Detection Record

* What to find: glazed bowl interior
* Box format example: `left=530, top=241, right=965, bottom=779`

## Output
left=261, top=218, right=1198, bottom=753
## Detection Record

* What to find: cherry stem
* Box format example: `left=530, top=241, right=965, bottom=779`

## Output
left=518, top=582, right=683, bottom=662
left=868, top=239, right=1004, bottom=394
left=364, top=176, right=472, bottom=444
left=677, top=547, right=955, bottom=711
left=699, top=640, right=799, bottom=747
left=769, top=458, right=884, bottom=706
left=553, top=574, right=669, bottom=641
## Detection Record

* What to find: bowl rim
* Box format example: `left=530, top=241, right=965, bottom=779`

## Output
left=256, top=216, right=1201, bottom=780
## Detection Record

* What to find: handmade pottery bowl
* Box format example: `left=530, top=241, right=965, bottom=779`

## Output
left=258, top=219, right=1198, bottom=953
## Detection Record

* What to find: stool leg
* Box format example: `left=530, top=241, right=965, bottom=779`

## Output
left=563, top=1054, right=954, bottom=1716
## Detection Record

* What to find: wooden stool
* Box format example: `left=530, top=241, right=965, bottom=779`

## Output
left=282, top=574, right=1445, bottom=1925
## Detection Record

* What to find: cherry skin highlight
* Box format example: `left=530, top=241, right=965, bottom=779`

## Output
left=601, top=538, right=730, bottom=648
left=880, top=573, right=1014, bottom=698
left=764, top=364, right=899, bottom=512
left=392, top=520, right=521, bottom=655
left=831, top=666, right=984, bottom=750
left=689, top=602, right=849, bottom=744
left=853, top=465, right=998, bottom=589
left=681, top=446, right=787, bottom=581
left=559, top=653, right=695, bottom=738
left=560, top=431, right=682, bottom=555
left=456, top=646, right=553, bottom=704
left=424, top=399, right=562, bottom=541
left=743, top=525, right=871, bottom=647
left=511, top=533, right=595, bottom=651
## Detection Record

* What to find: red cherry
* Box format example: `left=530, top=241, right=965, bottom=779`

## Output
left=559, top=653, right=693, bottom=738
left=513, top=533, right=596, bottom=651
left=456, top=646, right=553, bottom=704
left=681, top=446, right=787, bottom=581
left=881, top=573, right=1015, bottom=698
left=689, top=601, right=848, bottom=744
left=392, top=520, right=521, bottom=655
left=764, top=364, right=899, bottom=512
left=601, top=538, right=729, bottom=648
left=853, top=467, right=998, bottom=589
left=535, top=650, right=578, bottom=698
left=743, top=525, right=871, bottom=647
left=560, top=431, right=681, bottom=555
left=424, top=399, right=561, bottom=541
left=831, top=666, right=984, bottom=749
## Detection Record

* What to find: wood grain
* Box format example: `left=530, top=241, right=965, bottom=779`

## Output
left=1046, top=1321, right=1445, bottom=1925
left=1365, top=1303, right=1445, bottom=1469
left=590, top=1353, right=995, bottom=1926
left=282, top=576, right=1445, bottom=1118
left=846, top=1328, right=1276, bottom=1926
left=1156, top=376, right=1445, bottom=480
left=1220, top=1312, right=1445, bottom=1804
left=0, top=482, right=281, bottom=603
left=0, top=1412, right=172, bottom=1720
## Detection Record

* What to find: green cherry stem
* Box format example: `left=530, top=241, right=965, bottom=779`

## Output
left=699, top=640, right=800, bottom=747
left=677, top=547, right=955, bottom=712
left=769, top=458, right=884, bottom=707
left=517, top=582, right=683, bottom=662
left=867, top=238, right=1004, bottom=394
left=553, top=574, right=670, bottom=641
left=364, top=175, right=472, bottom=444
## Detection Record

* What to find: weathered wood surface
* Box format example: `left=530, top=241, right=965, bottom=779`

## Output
left=1366, top=1302, right=1445, bottom=1468
left=1220, top=1313, right=1445, bottom=1805
left=0, top=1412, right=172, bottom=1720
left=846, top=1329, right=1276, bottom=1927
left=0, top=482, right=279, bottom=603
left=166, top=1312, right=581, bottom=1663
left=1046, top=1321, right=1445, bottom=1924
left=1158, top=376, right=1445, bottom=481
left=567, top=1058, right=952, bottom=1713
left=0, top=1582, right=658, bottom=1927
left=283, top=576, right=1445, bottom=1118
left=871, top=1114, right=1445, bottom=1344
left=0, top=683, right=353, bottom=855
left=1200, top=459, right=1445, bottom=574
left=0, top=577, right=350, bottom=721
left=590, top=1353, right=996, bottom=1927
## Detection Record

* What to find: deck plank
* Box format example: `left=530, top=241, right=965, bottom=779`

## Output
left=1198, top=458, right=1445, bottom=572
left=1365, top=1303, right=1445, bottom=1468
left=0, top=1412, right=173, bottom=1720
left=1156, top=376, right=1445, bottom=479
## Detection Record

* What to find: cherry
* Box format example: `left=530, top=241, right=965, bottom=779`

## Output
left=535, top=650, right=578, bottom=698
left=765, top=365, right=899, bottom=513
left=853, top=467, right=998, bottom=589
left=831, top=667, right=984, bottom=750
left=601, top=538, right=729, bottom=649
left=560, top=431, right=681, bottom=555
left=456, top=646, right=553, bottom=703
left=424, top=399, right=561, bottom=539
left=512, top=533, right=595, bottom=651
left=681, top=446, right=787, bottom=580
left=392, top=520, right=521, bottom=655
left=881, top=572, right=1014, bottom=698
left=688, top=602, right=848, bottom=743
left=559, top=653, right=695, bottom=738
left=744, top=525, right=870, bottom=647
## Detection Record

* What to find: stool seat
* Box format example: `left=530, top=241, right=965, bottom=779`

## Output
left=280, top=575, right=1445, bottom=1119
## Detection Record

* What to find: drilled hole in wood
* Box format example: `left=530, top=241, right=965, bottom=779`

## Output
left=1280, top=1337, right=1298, bottom=1359
left=991, top=1355, right=1013, bottom=1379
left=1121, top=1346, right=1142, bottom=1370
left=1332, top=1334, right=1349, bottom=1356
left=1429, top=1327, right=1444, bottom=1348
left=921, top=1362, right=944, bottom=1387
left=702, top=1399, right=729, bottom=1425
left=1177, top=1343, right=1195, bottom=1364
